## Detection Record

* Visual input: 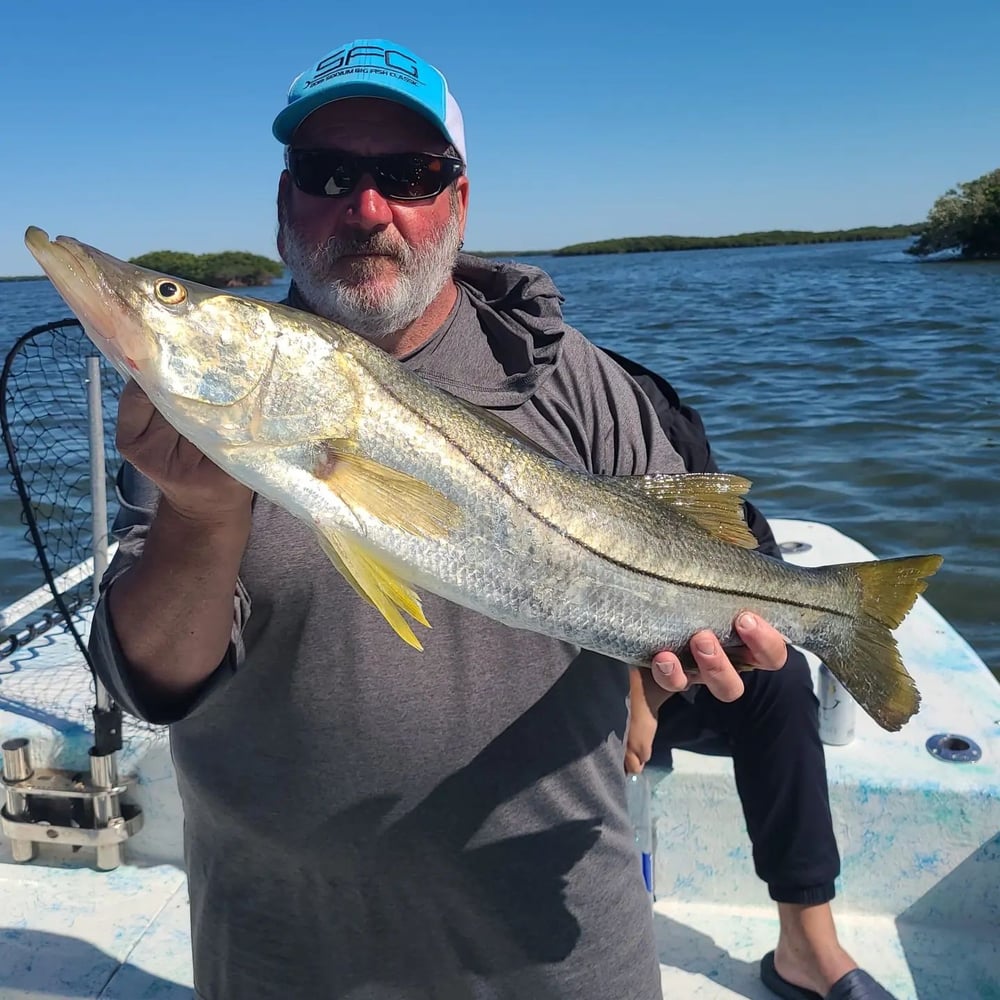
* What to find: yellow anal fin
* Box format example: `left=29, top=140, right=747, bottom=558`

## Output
left=315, top=439, right=462, bottom=540
left=620, top=472, right=757, bottom=548
left=315, top=529, right=430, bottom=651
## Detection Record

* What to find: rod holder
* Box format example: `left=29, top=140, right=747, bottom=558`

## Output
left=2, top=739, right=35, bottom=862
left=1, top=737, right=143, bottom=869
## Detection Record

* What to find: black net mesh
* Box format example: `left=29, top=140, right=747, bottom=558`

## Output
left=1, top=318, right=126, bottom=750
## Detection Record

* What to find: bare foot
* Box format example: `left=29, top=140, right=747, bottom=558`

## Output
left=773, top=901, right=858, bottom=995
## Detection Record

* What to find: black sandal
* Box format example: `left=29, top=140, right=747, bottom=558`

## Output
left=761, top=951, right=898, bottom=1000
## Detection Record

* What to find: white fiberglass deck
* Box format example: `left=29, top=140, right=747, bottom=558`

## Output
left=1, top=519, right=998, bottom=999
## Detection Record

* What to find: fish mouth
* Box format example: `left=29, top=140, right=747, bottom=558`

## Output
left=24, top=227, right=144, bottom=377
left=26, top=227, right=111, bottom=320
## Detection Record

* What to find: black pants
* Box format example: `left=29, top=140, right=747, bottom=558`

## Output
left=651, top=649, right=840, bottom=904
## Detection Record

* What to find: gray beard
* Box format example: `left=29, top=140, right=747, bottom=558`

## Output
left=280, top=212, right=462, bottom=340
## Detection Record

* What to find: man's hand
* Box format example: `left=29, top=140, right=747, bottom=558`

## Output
left=649, top=612, right=789, bottom=702
left=625, top=613, right=789, bottom=771
left=117, top=380, right=252, bottom=522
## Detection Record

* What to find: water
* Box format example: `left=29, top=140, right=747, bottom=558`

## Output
left=1, top=240, right=997, bottom=677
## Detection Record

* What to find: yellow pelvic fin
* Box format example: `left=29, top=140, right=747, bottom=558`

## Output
left=315, top=529, right=430, bottom=651
left=314, top=439, right=462, bottom=540
left=622, top=472, right=757, bottom=548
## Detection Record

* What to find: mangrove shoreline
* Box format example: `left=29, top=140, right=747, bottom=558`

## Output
left=472, top=224, right=923, bottom=259
left=3, top=225, right=925, bottom=280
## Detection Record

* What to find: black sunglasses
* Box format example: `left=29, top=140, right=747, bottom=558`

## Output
left=286, top=149, right=464, bottom=201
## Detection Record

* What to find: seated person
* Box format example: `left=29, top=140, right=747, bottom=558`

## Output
left=611, top=348, right=895, bottom=1000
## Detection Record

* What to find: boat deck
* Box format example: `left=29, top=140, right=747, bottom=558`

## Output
left=2, top=519, right=998, bottom=998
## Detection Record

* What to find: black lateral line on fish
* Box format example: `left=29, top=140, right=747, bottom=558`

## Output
left=375, top=375, right=849, bottom=620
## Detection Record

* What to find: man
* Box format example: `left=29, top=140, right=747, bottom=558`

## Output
left=86, top=38, right=876, bottom=1000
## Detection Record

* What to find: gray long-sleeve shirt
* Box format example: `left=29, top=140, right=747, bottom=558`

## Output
left=89, top=256, right=685, bottom=1000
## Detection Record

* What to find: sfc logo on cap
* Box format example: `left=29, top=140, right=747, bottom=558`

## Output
left=272, top=39, right=467, bottom=165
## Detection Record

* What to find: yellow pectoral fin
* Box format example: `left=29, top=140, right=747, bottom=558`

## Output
left=314, top=439, right=463, bottom=540
left=620, top=472, right=758, bottom=549
left=315, top=529, right=430, bottom=650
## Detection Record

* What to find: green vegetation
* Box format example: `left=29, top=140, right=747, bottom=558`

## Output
left=907, top=168, right=1000, bottom=259
left=466, top=249, right=552, bottom=259
left=128, top=250, right=285, bottom=287
left=552, top=224, right=923, bottom=257
left=0, top=274, right=47, bottom=282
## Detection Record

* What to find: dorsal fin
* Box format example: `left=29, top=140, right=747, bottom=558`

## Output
left=617, top=472, right=757, bottom=548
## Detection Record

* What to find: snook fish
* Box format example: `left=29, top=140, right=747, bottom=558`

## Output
left=25, top=227, right=942, bottom=732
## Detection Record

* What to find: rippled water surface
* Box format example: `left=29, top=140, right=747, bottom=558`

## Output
left=1, top=240, right=997, bottom=675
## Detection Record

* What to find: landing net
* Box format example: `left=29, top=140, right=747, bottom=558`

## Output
left=0, top=318, right=128, bottom=751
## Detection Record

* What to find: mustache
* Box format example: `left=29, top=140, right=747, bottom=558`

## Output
left=315, top=231, right=410, bottom=265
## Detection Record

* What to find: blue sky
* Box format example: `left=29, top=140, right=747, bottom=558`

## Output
left=2, top=0, right=997, bottom=274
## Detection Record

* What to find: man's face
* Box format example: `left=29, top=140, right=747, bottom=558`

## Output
left=277, top=98, right=469, bottom=340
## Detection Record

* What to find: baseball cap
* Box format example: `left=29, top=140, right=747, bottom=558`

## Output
left=272, top=39, right=467, bottom=164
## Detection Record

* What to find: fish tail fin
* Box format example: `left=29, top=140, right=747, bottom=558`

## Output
left=854, top=553, right=945, bottom=629
left=820, top=553, right=942, bottom=732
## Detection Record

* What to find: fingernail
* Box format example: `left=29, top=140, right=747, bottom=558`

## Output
left=654, top=657, right=674, bottom=677
left=695, top=638, right=716, bottom=656
left=738, top=613, right=757, bottom=632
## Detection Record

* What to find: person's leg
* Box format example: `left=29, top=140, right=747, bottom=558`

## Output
left=771, top=900, right=856, bottom=995
left=652, top=652, right=871, bottom=996
left=625, top=666, right=670, bottom=774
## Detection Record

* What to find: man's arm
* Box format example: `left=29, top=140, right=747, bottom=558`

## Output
left=106, top=498, right=251, bottom=706
left=91, top=380, right=253, bottom=718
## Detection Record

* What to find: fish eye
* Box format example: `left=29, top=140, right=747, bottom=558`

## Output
left=155, top=279, right=187, bottom=305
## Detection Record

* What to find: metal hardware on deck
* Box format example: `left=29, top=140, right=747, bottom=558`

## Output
left=0, top=602, right=83, bottom=661
left=779, top=540, right=812, bottom=554
left=1, top=737, right=143, bottom=868
left=925, top=733, right=982, bottom=763
left=2, top=739, right=34, bottom=861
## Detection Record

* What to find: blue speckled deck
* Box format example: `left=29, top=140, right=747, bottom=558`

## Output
left=1, top=519, right=998, bottom=998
